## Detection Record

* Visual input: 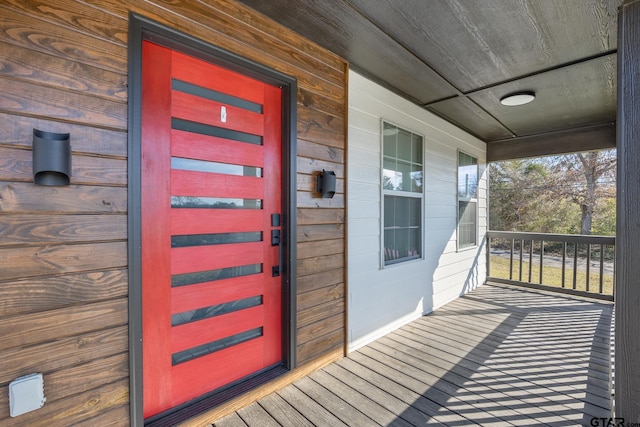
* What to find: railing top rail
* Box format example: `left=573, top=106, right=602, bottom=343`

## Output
left=487, top=230, right=615, bottom=245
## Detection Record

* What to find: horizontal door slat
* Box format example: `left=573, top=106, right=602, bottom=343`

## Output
left=171, top=170, right=264, bottom=199
left=171, top=129, right=264, bottom=167
left=171, top=209, right=263, bottom=235
left=172, top=51, right=264, bottom=105
left=172, top=91, right=263, bottom=136
left=171, top=305, right=264, bottom=353
left=171, top=242, right=263, bottom=275
left=171, top=338, right=264, bottom=407
left=171, top=274, right=264, bottom=314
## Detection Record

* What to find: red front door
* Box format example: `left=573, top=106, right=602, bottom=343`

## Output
left=140, top=41, right=283, bottom=418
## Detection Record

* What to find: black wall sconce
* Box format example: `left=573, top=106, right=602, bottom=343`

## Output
left=32, top=129, right=71, bottom=186
left=316, top=169, right=336, bottom=198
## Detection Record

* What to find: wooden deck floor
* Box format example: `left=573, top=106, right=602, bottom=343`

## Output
left=213, top=284, right=614, bottom=426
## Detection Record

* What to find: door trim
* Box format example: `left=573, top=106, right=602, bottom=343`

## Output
left=127, top=14, right=297, bottom=426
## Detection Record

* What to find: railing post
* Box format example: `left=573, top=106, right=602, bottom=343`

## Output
left=613, top=244, right=616, bottom=297
left=539, top=240, right=544, bottom=284
left=509, top=239, right=514, bottom=280
left=586, top=243, right=591, bottom=292
left=561, top=242, right=567, bottom=288
left=573, top=243, right=578, bottom=290
left=519, top=239, right=524, bottom=282
left=486, top=235, right=491, bottom=280
left=528, top=240, right=533, bottom=282
left=599, top=243, right=604, bottom=294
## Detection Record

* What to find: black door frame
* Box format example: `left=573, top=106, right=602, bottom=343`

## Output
left=127, top=14, right=297, bottom=426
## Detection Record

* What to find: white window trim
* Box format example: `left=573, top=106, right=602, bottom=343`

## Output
left=380, top=120, right=425, bottom=268
left=457, top=150, right=479, bottom=252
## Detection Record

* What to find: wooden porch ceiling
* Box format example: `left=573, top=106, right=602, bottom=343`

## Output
left=213, top=284, right=613, bottom=426
left=238, top=0, right=621, bottom=160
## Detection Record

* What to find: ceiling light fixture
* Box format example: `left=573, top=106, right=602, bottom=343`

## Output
left=500, top=91, right=536, bottom=106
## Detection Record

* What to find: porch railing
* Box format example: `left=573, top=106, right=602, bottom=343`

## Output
left=486, top=231, right=615, bottom=301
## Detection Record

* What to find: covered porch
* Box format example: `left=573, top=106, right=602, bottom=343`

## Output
left=0, top=0, right=636, bottom=425
left=214, top=284, right=613, bottom=426
left=237, top=0, right=638, bottom=419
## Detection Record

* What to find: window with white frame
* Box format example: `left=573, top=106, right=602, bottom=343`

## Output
left=382, top=122, right=423, bottom=265
left=458, top=151, right=478, bottom=249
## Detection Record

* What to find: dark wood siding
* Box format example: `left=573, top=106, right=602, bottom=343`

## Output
left=616, top=0, right=640, bottom=419
left=0, top=0, right=346, bottom=425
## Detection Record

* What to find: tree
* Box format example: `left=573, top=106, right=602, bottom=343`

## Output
left=489, top=159, right=578, bottom=233
left=489, top=149, right=616, bottom=235
left=489, top=160, right=546, bottom=231
left=548, top=150, right=616, bottom=235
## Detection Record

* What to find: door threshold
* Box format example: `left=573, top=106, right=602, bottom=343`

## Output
left=145, top=364, right=288, bottom=427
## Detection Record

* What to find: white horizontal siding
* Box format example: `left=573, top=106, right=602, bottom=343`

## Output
left=347, top=70, right=487, bottom=351
left=349, top=218, right=380, bottom=237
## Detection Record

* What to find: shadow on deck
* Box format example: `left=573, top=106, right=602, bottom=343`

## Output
left=214, top=284, right=614, bottom=426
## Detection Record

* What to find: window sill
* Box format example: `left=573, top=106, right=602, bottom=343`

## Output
left=457, top=244, right=478, bottom=253
left=382, top=255, right=423, bottom=269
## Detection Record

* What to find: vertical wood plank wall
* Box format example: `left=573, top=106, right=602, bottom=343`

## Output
left=0, top=1, right=346, bottom=425
left=616, top=0, right=640, bottom=420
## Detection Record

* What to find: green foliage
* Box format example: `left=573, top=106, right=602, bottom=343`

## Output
left=489, top=150, right=616, bottom=235
left=592, top=197, right=616, bottom=236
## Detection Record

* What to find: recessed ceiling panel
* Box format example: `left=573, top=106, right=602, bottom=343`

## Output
left=238, top=0, right=458, bottom=104
left=349, top=0, right=621, bottom=92
left=470, top=55, right=617, bottom=137
left=427, top=97, right=513, bottom=141
left=239, top=0, right=619, bottom=146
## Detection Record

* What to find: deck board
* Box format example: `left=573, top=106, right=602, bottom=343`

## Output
left=255, top=393, right=314, bottom=427
left=278, top=382, right=349, bottom=426
left=214, top=412, right=248, bottom=427
left=213, top=284, right=613, bottom=426
left=293, top=375, right=376, bottom=426
left=308, top=369, right=409, bottom=426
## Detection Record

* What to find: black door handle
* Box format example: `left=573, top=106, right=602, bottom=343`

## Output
left=271, top=214, right=281, bottom=277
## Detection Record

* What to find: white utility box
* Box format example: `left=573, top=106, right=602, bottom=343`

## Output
left=9, top=373, right=46, bottom=417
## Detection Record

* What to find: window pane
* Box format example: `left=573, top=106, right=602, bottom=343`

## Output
left=462, top=152, right=477, bottom=167
left=383, top=195, right=421, bottom=264
left=384, top=229, right=396, bottom=262
left=411, top=165, right=423, bottom=193
left=396, top=196, right=409, bottom=227
left=458, top=152, right=478, bottom=199
left=383, top=123, right=397, bottom=157
left=171, top=157, right=262, bottom=177
left=409, top=228, right=421, bottom=258
left=382, top=122, right=423, bottom=265
left=398, top=161, right=412, bottom=192
left=383, top=157, right=401, bottom=191
left=396, top=228, right=410, bottom=258
left=412, top=134, right=423, bottom=165
left=409, top=198, right=421, bottom=226
left=458, top=201, right=477, bottom=248
left=384, top=195, right=395, bottom=228
left=397, top=129, right=412, bottom=162
left=171, top=196, right=262, bottom=209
